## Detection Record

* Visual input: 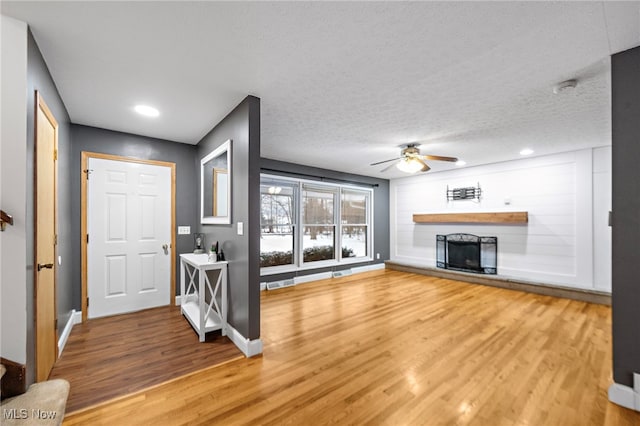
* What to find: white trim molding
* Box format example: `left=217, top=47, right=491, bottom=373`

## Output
left=226, top=322, right=263, bottom=358
left=58, top=310, right=82, bottom=355
left=608, top=374, right=640, bottom=412
left=294, top=271, right=332, bottom=284
left=260, top=262, right=387, bottom=291
left=351, top=263, right=385, bottom=274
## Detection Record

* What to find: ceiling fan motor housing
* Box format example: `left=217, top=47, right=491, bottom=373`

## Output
left=402, top=146, right=421, bottom=156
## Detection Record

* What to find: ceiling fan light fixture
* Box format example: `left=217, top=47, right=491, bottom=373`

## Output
left=396, top=157, right=423, bottom=173
left=455, top=160, right=466, bottom=167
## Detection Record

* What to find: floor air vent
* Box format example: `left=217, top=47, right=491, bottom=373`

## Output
left=333, top=269, right=352, bottom=278
left=266, top=279, right=295, bottom=291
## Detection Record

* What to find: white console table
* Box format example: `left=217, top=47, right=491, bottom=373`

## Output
left=179, top=253, right=228, bottom=342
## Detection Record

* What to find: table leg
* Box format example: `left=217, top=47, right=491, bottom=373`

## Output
left=222, top=266, right=227, bottom=336
left=198, top=268, right=205, bottom=342
left=180, top=259, right=185, bottom=307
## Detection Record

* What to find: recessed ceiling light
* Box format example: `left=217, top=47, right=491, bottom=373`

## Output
left=134, top=105, right=159, bottom=117
left=455, top=160, right=466, bottom=167
left=520, top=148, right=534, bottom=156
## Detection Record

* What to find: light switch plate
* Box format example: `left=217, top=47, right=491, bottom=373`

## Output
left=237, top=222, right=244, bottom=235
left=178, top=226, right=191, bottom=235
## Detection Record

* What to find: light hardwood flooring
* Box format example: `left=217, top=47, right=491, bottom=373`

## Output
left=64, top=270, right=640, bottom=425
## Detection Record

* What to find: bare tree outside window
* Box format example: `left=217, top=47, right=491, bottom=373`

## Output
left=260, top=182, right=296, bottom=267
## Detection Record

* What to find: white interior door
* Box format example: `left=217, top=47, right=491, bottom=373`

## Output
left=88, top=158, right=171, bottom=318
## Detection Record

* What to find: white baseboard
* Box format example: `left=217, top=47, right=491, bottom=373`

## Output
left=175, top=295, right=182, bottom=305
left=226, top=322, right=263, bottom=358
left=294, top=271, right=332, bottom=284
left=608, top=375, right=640, bottom=411
left=351, top=263, right=385, bottom=273
left=260, top=263, right=386, bottom=290
left=58, top=310, right=82, bottom=355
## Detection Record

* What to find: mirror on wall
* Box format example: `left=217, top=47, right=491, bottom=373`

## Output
left=201, top=140, right=231, bottom=224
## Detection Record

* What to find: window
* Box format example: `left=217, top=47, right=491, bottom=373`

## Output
left=260, top=174, right=373, bottom=273
left=260, top=179, right=296, bottom=268
left=341, top=189, right=369, bottom=258
left=302, top=186, right=337, bottom=263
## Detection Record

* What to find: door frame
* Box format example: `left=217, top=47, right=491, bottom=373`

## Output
left=81, top=152, right=176, bottom=322
left=34, top=91, right=58, bottom=381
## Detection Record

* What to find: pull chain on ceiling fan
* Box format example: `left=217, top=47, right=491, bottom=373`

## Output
left=370, top=144, right=458, bottom=173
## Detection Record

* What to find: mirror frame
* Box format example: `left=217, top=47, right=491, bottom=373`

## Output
left=201, top=139, right=231, bottom=224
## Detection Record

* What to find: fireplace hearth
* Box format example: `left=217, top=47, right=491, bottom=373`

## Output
left=436, top=233, right=497, bottom=274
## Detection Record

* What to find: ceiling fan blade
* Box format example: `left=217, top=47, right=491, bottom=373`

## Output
left=417, top=159, right=431, bottom=172
left=380, top=161, right=399, bottom=172
left=422, top=155, right=458, bottom=162
left=370, top=157, right=401, bottom=166
left=422, top=155, right=458, bottom=163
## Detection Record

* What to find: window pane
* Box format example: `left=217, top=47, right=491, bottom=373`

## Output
left=303, top=188, right=335, bottom=224
left=341, top=190, right=368, bottom=224
left=260, top=232, right=294, bottom=267
left=303, top=226, right=335, bottom=262
left=261, top=184, right=295, bottom=226
left=260, top=181, right=295, bottom=267
left=342, top=225, right=367, bottom=258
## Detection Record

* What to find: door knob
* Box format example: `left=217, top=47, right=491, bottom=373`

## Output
left=37, top=263, right=54, bottom=271
left=162, top=244, right=169, bottom=254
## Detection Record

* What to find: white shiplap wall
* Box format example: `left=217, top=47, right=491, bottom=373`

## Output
left=390, top=148, right=611, bottom=291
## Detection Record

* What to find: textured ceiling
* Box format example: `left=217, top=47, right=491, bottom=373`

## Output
left=2, top=1, right=639, bottom=178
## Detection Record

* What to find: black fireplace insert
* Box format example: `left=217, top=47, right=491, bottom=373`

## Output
left=436, top=233, right=497, bottom=274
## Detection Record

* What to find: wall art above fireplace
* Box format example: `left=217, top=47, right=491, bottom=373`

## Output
left=436, top=233, right=497, bottom=274
left=446, top=183, right=482, bottom=202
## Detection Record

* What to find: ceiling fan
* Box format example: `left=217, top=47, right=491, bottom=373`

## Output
left=371, top=143, right=458, bottom=173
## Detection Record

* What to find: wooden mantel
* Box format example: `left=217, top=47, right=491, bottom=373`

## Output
left=413, top=211, right=528, bottom=224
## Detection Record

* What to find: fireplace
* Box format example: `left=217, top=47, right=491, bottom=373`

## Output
left=436, top=234, right=497, bottom=274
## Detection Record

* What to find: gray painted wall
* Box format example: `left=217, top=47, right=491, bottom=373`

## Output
left=69, top=124, right=198, bottom=307
left=26, top=30, right=72, bottom=384
left=611, top=45, right=640, bottom=387
left=259, top=158, right=390, bottom=282
left=196, top=96, right=261, bottom=341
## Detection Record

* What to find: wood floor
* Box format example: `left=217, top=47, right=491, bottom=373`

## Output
left=64, top=270, right=640, bottom=425
left=50, top=305, right=243, bottom=413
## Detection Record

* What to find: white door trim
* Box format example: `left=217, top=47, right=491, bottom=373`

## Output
left=81, top=152, right=176, bottom=322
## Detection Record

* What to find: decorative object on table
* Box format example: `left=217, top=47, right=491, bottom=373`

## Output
left=446, top=183, right=482, bottom=202
left=193, top=233, right=205, bottom=254
left=218, top=249, right=225, bottom=262
left=209, top=241, right=219, bottom=262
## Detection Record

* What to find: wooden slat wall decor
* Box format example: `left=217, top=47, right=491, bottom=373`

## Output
left=413, top=211, right=528, bottom=224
